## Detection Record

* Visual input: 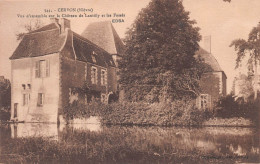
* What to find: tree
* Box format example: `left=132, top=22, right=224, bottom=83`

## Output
left=16, top=19, right=44, bottom=40
left=0, top=78, right=11, bottom=108
left=232, top=74, right=254, bottom=101
left=0, top=77, right=11, bottom=121
left=230, top=22, right=260, bottom=100
left=119, top=0, right=205, bottom=102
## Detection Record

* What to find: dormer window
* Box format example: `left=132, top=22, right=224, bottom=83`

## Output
left=91, top=55, right=97, bottom=63
left=92, top=51, right=97, bottom=63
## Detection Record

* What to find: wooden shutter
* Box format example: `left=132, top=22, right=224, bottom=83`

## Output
left=35, top=61, right=39, bottom=78
left=46, top=60, right=50, bottom=77
left=37, top=93, right=41, bottom=105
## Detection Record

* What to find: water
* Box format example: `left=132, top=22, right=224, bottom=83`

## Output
left=0, top=123, right=259, bottom=163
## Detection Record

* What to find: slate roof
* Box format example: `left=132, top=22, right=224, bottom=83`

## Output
left=195, top=47, right=223, bottom=72
left=81, top=21, right=125, bottom=56
left=30, top=23, right=59, bottom=33
left=72, top=33, right=116, bottom=67
left=10, top=28, right=66, bottom=59
left=10, top=22, right=116, bottom=68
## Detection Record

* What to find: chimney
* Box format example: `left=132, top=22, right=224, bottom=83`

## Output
left=59, top=18, right=70, bottom=33
left=203, top=36, right=211, bottom=53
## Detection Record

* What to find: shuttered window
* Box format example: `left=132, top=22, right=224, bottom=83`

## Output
left=35, top=61, right=40, bottom=78
left=37, top=93, right=44, bottom=106
left=35, top=60, right=50, bottom=78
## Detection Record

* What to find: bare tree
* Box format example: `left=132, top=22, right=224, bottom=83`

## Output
left=16, top=19, right=44, bottom=41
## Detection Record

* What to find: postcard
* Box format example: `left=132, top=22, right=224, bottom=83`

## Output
left=0, top=0, right=259, bottom=163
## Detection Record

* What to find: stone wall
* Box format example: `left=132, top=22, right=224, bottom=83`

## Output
left=59, top=54, right=117, bottom=110
left=199, top=72, right=221, bottom=107
left=11, top=53, right=60, bottom=122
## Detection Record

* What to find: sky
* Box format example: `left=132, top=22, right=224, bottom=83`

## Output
left=0, top=0, right=260, bottom=93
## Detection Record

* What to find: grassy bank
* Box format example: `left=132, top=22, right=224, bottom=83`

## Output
left=203, top=117, right=253, bottom=127
left=1, top=126, right=258, bottom=163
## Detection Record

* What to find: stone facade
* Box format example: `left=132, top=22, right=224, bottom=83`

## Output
left=10, top=19, right=120, bottom=123
left=195, top=48, right=227, bottom=110
left=11, top=53, right=60, bottom=122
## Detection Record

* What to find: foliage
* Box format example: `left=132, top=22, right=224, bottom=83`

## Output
left=0, top=78, right=11, bottom=108
left=203, top=117, right=253, bottom=126
left=64, top=100, right=212, bottom=126
left=215, top=94, right=259, bottom=126
left=63, top=100, right=105, bottom=121
left=232, top=74, right=254, bottom=101
left=230, top=22, right=260, bottom=99
left=1, top=125, right=259, bottom=163
left=230, top=22, right=260, bottom=69
left=0, top=107, right=11, bottom=121
left=119, top=0, right=205, bottom=102
left=16, top=19, right=44, bottom=40
left=0, top=78, right=11, bottom=121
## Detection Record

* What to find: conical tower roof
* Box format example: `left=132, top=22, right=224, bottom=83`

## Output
left=81, top=21, right=125, bottom=56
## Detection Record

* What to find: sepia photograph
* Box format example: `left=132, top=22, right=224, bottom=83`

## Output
left=0, top=0, right=259, bottom=163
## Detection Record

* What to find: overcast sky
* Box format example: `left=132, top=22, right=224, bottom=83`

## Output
left=0, top=0, right=260, bottom=93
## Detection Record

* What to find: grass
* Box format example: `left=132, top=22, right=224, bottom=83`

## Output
left=1, top=126, right=259, bottom=164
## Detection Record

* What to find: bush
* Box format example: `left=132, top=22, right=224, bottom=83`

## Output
left=214, top=94, right=259, bottom=126
left=0, top=106, right=11, bottom=121
left=63, top=100, right=212, bottom=126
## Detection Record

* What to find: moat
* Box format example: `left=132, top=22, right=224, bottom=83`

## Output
left=0, top=123, right=259, bottom=163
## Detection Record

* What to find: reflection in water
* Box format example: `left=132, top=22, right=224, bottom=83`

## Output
left=10, top=122, right=102, bottom=140
left=2, top=124, right=259, bottom=163
left=11, top=123, right=58, bottom=140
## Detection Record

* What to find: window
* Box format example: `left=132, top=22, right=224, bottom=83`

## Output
left=35, top=60, right=49, bottom=78
left=85, top=65, right=87, bottom=80
left=23, top=93, right=30, bottom=106
left=101, top=69, right=107, bottom=86
left=37, top=93, right=44, bottom=106
left=91, top=55, right=97, bottom=63
left=14, top=103, right=18, bottom=118
left=91, top=66, right=97, bottom=84
left=196, top=94, right=211, bottom=110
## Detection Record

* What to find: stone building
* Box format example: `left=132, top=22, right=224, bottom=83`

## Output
left=195, top=47, right=227, bottom=110
left=10, top=18, right=122, bottom=123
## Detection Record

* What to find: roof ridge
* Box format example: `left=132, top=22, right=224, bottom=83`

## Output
left=25, top=28, right=59, bottom=36
left=107, top=22, right=117, bottom=54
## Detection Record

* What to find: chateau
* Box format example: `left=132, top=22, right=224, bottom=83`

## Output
left=10, top=18, right=123, bottom=123
left=10, top=18, right=226, bottom=123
